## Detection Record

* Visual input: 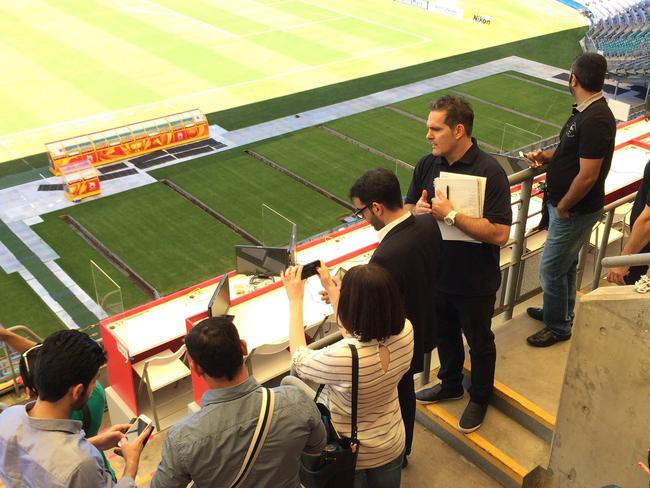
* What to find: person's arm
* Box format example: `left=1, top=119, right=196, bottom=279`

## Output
left=150, top=432, right=191, bottom=488
left=607, top=205, right=650, bottom=285
left=555, top=157, right=603, bottom=218
left=69, top=458, right=135, bottom=488
left=0, top=325, right=37, bottom=353
left=114, top=426, right=153, bottom=485
left=430, top=189, right=510, bottom=246
left=282, top=265, right=307, bottom=354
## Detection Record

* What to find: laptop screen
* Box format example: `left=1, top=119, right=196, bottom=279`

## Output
left=207, top=274, right=230, bottom=318
left=235, top=245, right=290, bottom=276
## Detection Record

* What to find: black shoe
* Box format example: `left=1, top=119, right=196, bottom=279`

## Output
left=415, top=383, right=464, bottom=404
left=458, top=401, right=488, bottom=433
left=526, top=328, right=571, bottom=347
left=526, top=307, right=544, bottom=321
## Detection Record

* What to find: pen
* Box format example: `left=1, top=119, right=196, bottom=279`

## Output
left=446, top=186, right=450, bottom=200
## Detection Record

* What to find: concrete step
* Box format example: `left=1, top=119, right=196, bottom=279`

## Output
left=416, top=398, right=549, bottom=488
left=462, top=311, right=571, bottom=442
left=416, top=310, right=572, bottom=487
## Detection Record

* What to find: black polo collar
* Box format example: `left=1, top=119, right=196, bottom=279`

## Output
left=434, top=137, right=480, bottom=168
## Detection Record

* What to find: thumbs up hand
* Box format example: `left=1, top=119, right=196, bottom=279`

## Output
left=413, top=189, right=432, bottom=215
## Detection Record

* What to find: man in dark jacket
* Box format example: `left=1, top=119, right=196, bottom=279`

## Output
left=349, top=168, right=441, bottom=466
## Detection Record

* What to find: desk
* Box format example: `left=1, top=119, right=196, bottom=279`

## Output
left=100, top=222, right=378, bottom=416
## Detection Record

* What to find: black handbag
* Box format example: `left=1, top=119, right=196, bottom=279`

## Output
left=299, top=343, right=360, bottom=488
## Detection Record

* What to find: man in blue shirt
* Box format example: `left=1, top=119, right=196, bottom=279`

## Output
left=151, top=316, right=326, bottom=488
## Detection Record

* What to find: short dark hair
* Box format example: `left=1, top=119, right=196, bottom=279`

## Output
left=571, top=53, right=608, bottom=92
left=337, top=263, right=405, bottom=342
left=429, top=95, right=474, bottom=136
left=19, top=348, right=38, bottom=394
left=348, top=168, right=403, bottom=210
left=35, top=330, right=106, bottom=402
left=186, top=316, right=243, bottom=381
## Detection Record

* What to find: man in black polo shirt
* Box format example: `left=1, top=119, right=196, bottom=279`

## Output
left=525, top=53, right=616, bottom=347
left=408, top=95, right=512, bottom=433
left=606, top=159, right=650, bottom=285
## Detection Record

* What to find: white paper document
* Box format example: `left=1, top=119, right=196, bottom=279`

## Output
left=434, top=172, right=486, bottom=242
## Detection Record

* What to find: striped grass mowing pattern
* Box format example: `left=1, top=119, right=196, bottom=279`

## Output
left=0, top=269, right=65, bottom=338
left=38, top=183, right=246, bottom=296
left=150, top=150, right=350, bottom=246
left=323, top=108, right=430, bottom=166
left=254, top=128, right=414, bottom=200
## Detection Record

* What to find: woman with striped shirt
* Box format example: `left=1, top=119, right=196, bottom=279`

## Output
left=282, top=263, right=414, bottom=488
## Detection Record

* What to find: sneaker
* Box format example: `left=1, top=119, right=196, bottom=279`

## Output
left=526, top=307, right=544, bottom=321
left=416, top=383, right=464, bottom=404
left=458, top=401, right=488, bottom=433
left=526, top=328, right=571, bottom=348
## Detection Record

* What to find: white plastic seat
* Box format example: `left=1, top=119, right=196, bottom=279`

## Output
left=133, top=346, right=190, bottom=430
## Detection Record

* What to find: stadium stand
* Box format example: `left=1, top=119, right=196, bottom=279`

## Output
left=582, top=0, right=650, bottom=79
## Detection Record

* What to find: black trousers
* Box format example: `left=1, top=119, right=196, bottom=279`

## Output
left=436, top=292, right=496, bottom=405
left=397, top=362, right=416, bottom=456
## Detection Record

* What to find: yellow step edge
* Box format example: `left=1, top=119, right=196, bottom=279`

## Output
left=462, top=363, right=556, bottom=431
left=419, top=403, right=527, bottom=485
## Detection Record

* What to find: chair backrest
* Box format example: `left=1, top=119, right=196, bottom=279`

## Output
left=146, top=344, right=187, bottom=367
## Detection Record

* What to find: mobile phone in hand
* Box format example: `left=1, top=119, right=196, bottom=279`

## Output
left=300, top=260, right=321, bottom=280
left=125, top=415, right=155, bottom=446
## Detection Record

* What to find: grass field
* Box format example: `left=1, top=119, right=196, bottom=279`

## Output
left=150, top=150, right=349, bottom=245
left=35, top=183, right=247, bottom=296
left=0, top=270, right=64, bottom=337
left=0, top=0, right=585, bottom=161
left=32, top=215, right=150, bottom=311
left=254, top=128, right=414, bottom=199
left=324, top=108, right=430, bottom=166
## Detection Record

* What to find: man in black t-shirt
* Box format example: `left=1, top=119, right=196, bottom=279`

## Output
left=408, top=95, right=512, bottom=433
left=525, top=53, right=616, bottom=347
left=606, top=160, right=650, bottom=285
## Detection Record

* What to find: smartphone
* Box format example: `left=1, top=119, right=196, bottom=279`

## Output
left=518, top=151, right=534, bottom=162
left=125, top=414, right=154, bottom=445
left=300, top=260, right=321, bottom=280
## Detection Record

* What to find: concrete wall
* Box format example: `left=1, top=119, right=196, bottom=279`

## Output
left=545, top=286, right=650, bottom=488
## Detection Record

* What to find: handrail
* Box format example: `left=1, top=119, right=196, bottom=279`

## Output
left=591, top=191, right=638, bottom=289
left=601, top=252, right=650, bottom=268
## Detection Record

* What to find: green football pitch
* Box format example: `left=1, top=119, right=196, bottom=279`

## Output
left=0, top=0, right=584, bottom=162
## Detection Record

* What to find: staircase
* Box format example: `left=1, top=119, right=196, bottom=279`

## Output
left=416, top=313, right=571, bottom=488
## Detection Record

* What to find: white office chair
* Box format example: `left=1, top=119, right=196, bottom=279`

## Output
left=133, top=345, right=191, bottom=430
left=246, top=341, right=292, bottom=384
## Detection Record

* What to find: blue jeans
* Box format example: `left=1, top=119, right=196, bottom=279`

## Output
left=540, top=204, right=601, bottom=335
left=354, top=451, right=403, bottom=488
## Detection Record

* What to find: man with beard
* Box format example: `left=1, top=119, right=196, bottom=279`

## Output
left=349, top=167, right=441, bottom=466
left=0, top=330, right=151, bottom=487
left=525, top=53, right=616, bottom=347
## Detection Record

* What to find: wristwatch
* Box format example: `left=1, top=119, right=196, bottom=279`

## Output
left=444, top=210, right=457, bottom=226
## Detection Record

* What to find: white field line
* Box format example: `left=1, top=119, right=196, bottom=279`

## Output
left=0, top=37, right=431, bottom=145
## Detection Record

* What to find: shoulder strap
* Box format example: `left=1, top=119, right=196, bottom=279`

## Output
left=230, top=387, right=275, bottom=488
left=314, top=384, right=325, bottom=402
left=348, top=344, right=359, bottom=441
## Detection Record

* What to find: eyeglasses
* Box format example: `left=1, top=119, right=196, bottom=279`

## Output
left=352, top=204, right=369, bottom=219
left=22, top=343, right=43, bottom=375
